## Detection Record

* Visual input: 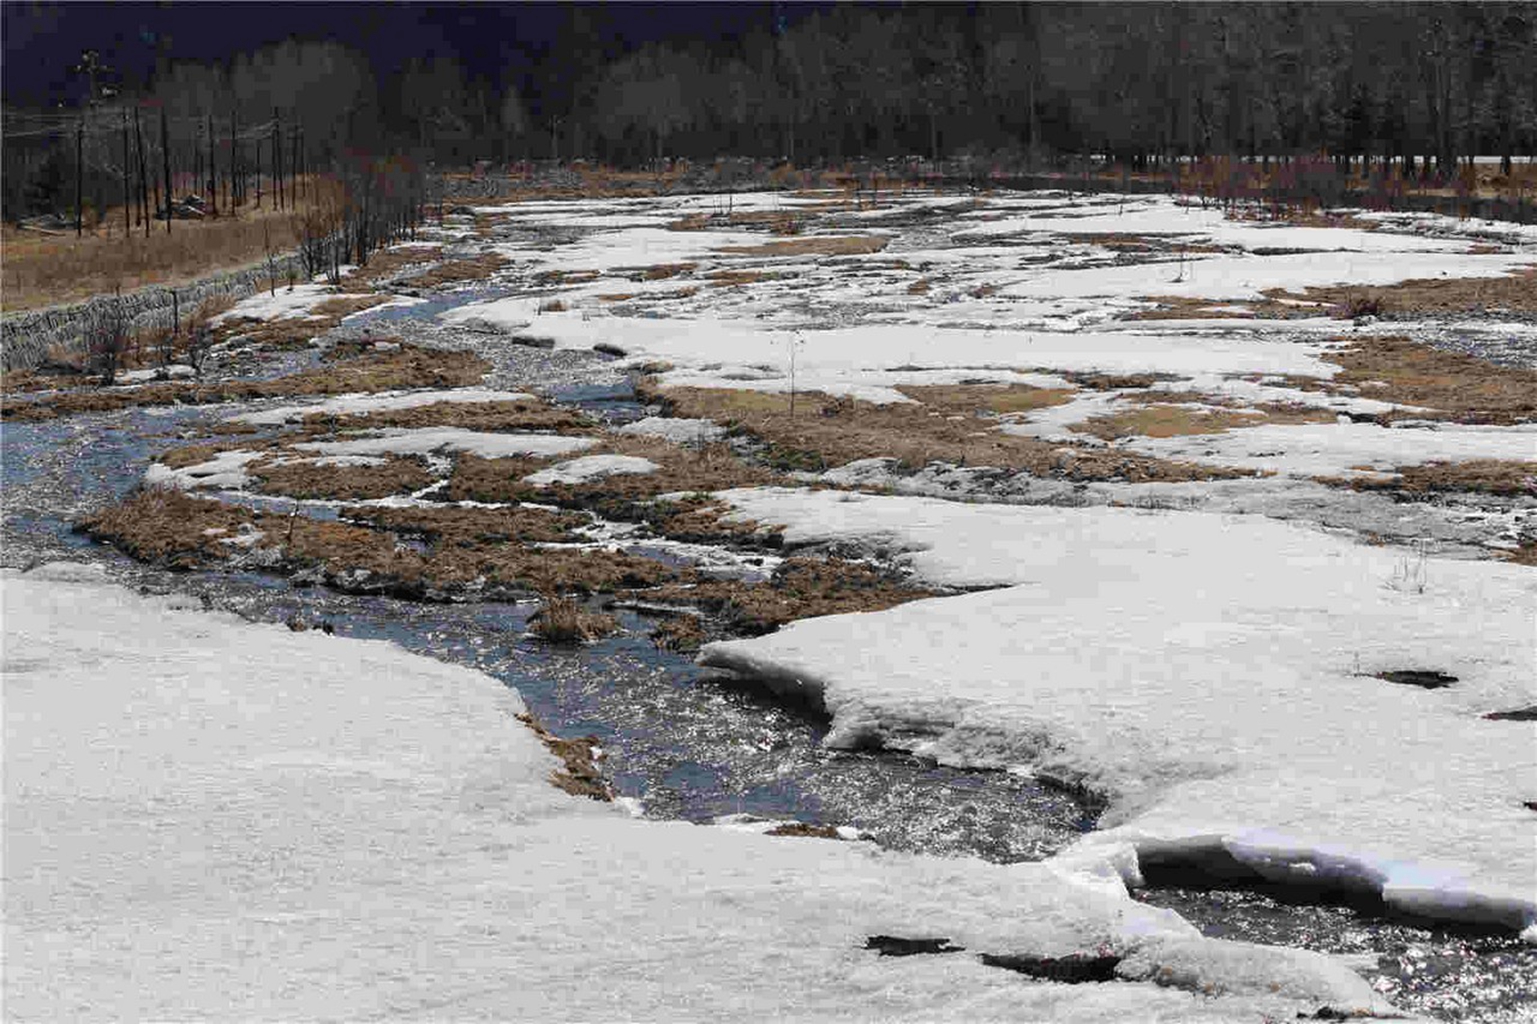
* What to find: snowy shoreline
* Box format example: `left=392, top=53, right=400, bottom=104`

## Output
left=4, top=562, right=1395, bottom=1020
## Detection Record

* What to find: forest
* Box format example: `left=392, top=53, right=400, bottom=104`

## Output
left=3, top=2, right=1535, bottom=225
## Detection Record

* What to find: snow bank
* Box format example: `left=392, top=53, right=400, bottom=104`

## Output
left=616, top=416, right=728, bottom=443
left=211, top=283, right=339, bottom=324
left=143, top=448, right=265, bottom=490
left=293, top=427, right=598, bottom=460
left=699, top=489, right=1537, bottom=932
left=3, top=563, right=1391, bottom=1020
left=233, top=387, right=532, bottom=425
left=522, top=454, right=659, bottom=486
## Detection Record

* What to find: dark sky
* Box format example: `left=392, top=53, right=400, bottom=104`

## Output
left=2, top=2, right=803, bottom=108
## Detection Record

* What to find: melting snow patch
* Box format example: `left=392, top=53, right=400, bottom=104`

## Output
left=293, top=428, right=597, bottom=460
left=522, top=455, right=659, bottom=486
left=232, top=388, right=531, bottom=425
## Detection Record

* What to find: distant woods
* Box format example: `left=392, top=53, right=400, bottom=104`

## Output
left=5, top=3, right=1535, bottom=227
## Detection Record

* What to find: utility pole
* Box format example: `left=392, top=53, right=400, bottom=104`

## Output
left=160, top=106, right=172, bottom=234
left=75, top=117, right=84, bottom=237
left=121, top=110, right=131, bottom=236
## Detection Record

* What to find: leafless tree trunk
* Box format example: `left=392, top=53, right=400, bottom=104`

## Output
left=160, top=107, right=172, bottom=234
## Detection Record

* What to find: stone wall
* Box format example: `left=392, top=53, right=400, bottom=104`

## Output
left=1, top=253, right=304, bottom=372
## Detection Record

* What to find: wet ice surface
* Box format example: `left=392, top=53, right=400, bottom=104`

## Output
left=1137, top=888, right=1537, bottom=1023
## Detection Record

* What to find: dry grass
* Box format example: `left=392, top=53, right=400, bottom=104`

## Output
left=907, top=278, right=932, bottom=294
left=1319, top=459, right=1537, bottom=498
left=1501, top=542, right=1537, bottom=567
left=335, top=246, right=445, bottom=291
left=250, top=455, right=437, bottom=501
left=1324, top=335, right=1537, bottom=424
left=707, top=269, right=785, bottom=288
left=714, top=235, right=890, bottom=258
left=649, top=614, right=706, bottom=652
left=2, top=180, right=339, bottom=312
left=342, top=504, right=588, bottom=545
left=446, top=435, right=780, bottom=511
left=765, top=822, right=843, bottom=839
left=635, top=557, right=939, bottom=635
left=646, top=384, right=1251, bottom=483
left=402, top=253, right=509, bottom=290
left=309, top=294, right=392, bottom=320
left=3, top=345, right=491, bottom=421
left=76, top=486, right=258, bottom=568
left=615, top=262, right=695, bottom=281
left=1265, top=268, right=1537, bottom=318
left=515, top=711, right=612, bottom=800
left=1072, top=397, right=1335, bottom=440
left=897, top=383, right=1077, bottom=415
left=529, top=594, right=620, bottom=643
left=299, top=397, right=591, bottom=434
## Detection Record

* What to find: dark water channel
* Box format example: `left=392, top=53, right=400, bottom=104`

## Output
left=4, top=319, right=1532, bottom=1020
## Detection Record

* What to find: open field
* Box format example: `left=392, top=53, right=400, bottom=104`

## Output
left=5, top=182, right=1535, bottom=1022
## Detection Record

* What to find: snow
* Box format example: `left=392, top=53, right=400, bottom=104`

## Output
left=3, top=562, right=1393, bottom=1020
left=211, top=283, right=340, bottom=324
left=143, top=448, right=265, bottom=490
left=699, top=488, right=1537, bottom=933
left=521, top=454, right=659, bottom=486
left=232, top=388, right=534, bottom=425
left=292, top=428, right=598, bottom=460
left=616, top=416, right=728, bottom=443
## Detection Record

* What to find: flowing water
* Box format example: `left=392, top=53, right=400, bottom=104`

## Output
left=5, top=290, right=1532, bottom=1021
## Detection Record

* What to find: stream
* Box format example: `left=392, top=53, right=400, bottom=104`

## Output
left=3, top=288, right=1532, bottom=1021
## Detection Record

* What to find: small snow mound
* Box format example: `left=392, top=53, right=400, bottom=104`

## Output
left=522, top=455, right=659, bottom=486
left=615, top=417, right=726, bottom=444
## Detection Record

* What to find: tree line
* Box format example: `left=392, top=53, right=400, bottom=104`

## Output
left=5, top=2, right=1534, bottom=226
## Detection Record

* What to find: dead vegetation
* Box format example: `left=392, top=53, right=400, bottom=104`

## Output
left=76, top=486, right=260, bottom=568
left=714, top=235, right=890, bottom=258
left=649, top=614, right=705, bottom=652
left=297, top=397, right=591, bottom=434
left=3, top=344, right=490, bottom=421
left=1318, top=460, right=1537, bottom=498
left=249, top=455, right=437, bottom=500
left=634, top=557, right=939, bottom=635
left=644, top=383, right=1252, bottom=483
left=1270, top=267, right=1537, bottom=318
left=333, top=246, right=444, bottom=291
left=342, top=504, right=588, bottom=545
left=765, top=822, right=844, bottom=839
left=1323, top=335, right=1537, bottom=424
left=1071, top=395, right=1335, bottom=440
left=529, top=594, right=620, bottom=643
left=897, top=383, right=1077, bottom=415
left=516, top=711, right=612, bottom=800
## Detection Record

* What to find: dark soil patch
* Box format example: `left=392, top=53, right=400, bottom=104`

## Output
left=1373, top=670, right=1458, bottom=689
left=633, top=557, right=939, bottom=635
left=864, top=936, right=965, bottom=957
left=516, top=711, right=612, bottom=800
left=645, top=384, right=1252, bottom=483
left=978, top=952, right=1122, bottom=983
left=4, top=345, right=490, bottom=421
left=765, top=822, right=842, bottom=839
left=1483, top=706, right=1537, bottom=722
left=250, top=454, right=436, bottom=500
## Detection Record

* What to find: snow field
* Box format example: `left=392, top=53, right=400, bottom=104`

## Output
left=699, top=488, right=1537, bottom=934
left=3, top=563, right=1392, bottom=1020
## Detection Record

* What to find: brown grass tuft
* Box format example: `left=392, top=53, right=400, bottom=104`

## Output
left=250, top=455, right=437, bottom=500
left=636, top=557, right=938, bottom=635
left=1319, top=459, right=1537, bottom=498
left=516, top=712, right=612, bottom=800
left=77, top=486, right=258, bottom=568
left=649, top=614, right=705, bottom=652
left=529, top=594, right=619, bottom=643
left=765, top=822, right=843, bottom=839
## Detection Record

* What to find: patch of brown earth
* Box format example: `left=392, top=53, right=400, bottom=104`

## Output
left=309, top=294, right=393, bottom=320
left=250, top=455, right=437, bottom=501
left=1501, top=542, right=1537, bottom=567
left=612, top=262, right=695, bottom=281
left=1126, top=294, right=1317, bottom=321
left=714, top=235, right=889, bottom=258
left=765, top=822, right=843, bottom=839
left=897, top=383, right=1077, bottom=415
left=635, top=557, right=939, bottom=635
left=1063, top=372, right=1179, bottom=391
left=649, top=614, right=705, bottom=652
left=445, top=435, right=779, bottom=514
left=1073, top=395, right=1336, bottom=440
left=706, top=269, right=787, bottom=288
left=907, top=278, right=932, bottom=294
left=516, top=711, right=613, bottom=800
left=1324, top=335, right=1537, bottom=424
left=4, top=345, right=490, bottom=421
left=645, top=384, right=1251, bottom=483
left=1318, top=460, right=1537, bottom=498
left=299, top=397, right=592, bottom=434
left=534, top=269, right=601, bottom=286
left=1269, top=267, right=1537, bottom=318
left=343, top=504, right=588, bottom=545
left=334, top=246, right=445, bottom=291
left=529, top=594, right=620, bottom=644
left=77, top=487, right=259, bottom=568
left=402, top=253, right=509, bottom=290
left=1058, top=232, right=1228, bottom=254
